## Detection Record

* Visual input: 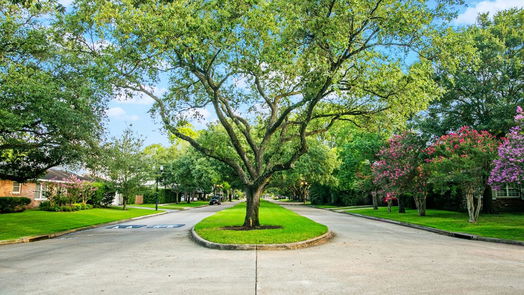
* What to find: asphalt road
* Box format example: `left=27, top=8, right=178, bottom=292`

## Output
left=1, top=203, right=523, bottom=295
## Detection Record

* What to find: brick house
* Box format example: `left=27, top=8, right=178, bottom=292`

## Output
left=0, top=169, right=88, bottom=208
left=492, top=184, right=524, bottom=212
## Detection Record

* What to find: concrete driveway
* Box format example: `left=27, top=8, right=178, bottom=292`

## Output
left=0, top=204, right=523, bottom=294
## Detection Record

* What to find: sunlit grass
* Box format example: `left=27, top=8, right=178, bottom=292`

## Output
left=350, top=207, right=524, bottom=241
left=0, top=207, right=161, bottom=240
left=195, top=201, right=327, bottom=244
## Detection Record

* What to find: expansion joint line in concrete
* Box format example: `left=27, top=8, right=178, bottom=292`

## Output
left=255, top=246, right=258, bottom=295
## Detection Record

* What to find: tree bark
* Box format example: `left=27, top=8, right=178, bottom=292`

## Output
left=414, top=194, right=426, bottom=216
left=398, top=195, right=406, bottom=213
left=122, top=194, right=127, bottom=210
left=482, top=185, right=494, bottom=213
left=387, top=199, right=392, bottom=213
left=243, top=185, right=264, bottom=227
left=372, top=192, right=378, bottom=210
left=465, top=187, right=482, bottom=223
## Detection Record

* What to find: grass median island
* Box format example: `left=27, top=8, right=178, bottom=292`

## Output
left=194, top=201, right=328, bottom=244
left=133, top=201, right=209, bottom=210
left=0, top=207, right=162, bottom=241
left=349, top=207, right=524, bottom=241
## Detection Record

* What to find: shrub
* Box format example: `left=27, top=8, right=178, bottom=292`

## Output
left=0, top=197, right=31, bottom=213
left=143, top=189, right=178, bottom=204
left=89, top=182, right=115, bottom=208
left=39, top=201, right=58, bottom=211
left=40, top=201, right=93, bottom=212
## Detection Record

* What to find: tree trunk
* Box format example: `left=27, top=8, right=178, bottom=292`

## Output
left=372, top=193, right=378, bottom=210
left=414, top=194, right=426, bottom=216
left=228, top=189, right=232, bottom=202
left=482, top=185, right=494, bottom=213
left=398, top=195, right=406, bottom=213
left=122, top=194, right=127, bottom=210
left=465, top=187, right=482, bottom=223
left=243, top=185, right=264, bottom=228
left=387, top=199, right=392, bottom=213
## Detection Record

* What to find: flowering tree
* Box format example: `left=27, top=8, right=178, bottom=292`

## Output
left=425, top=127, right=499, bottom=223
left=372, top=132, right=428, bottom=215
left=489, top=107, right=524, bottom=189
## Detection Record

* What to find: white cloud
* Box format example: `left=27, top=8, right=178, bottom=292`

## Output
left=107, top=107, right=125, bottom=117
left=455, top=0, right=524, bottom=25
left=107, top=107, right=140, bottom=121
left=58, top=0, right=73, bottom=6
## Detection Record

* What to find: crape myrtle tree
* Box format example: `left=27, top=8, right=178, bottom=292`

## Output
left=425, top=127, right=499, bottom=223
left=371, top=132, right=428, bottom=215
left=67, top=0, right=459, bottom=227
left=489, top=107, right=524, bottom=189
left=0, top=0, right=111, bottom=181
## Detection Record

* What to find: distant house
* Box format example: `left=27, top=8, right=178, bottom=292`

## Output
left=0, top=169, right=89, bottom=208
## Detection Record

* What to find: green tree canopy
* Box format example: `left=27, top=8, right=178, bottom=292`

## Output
left=68, top=0, right=460, bottom=227
left=96, top=127, right=148, bottom=210
left=0, top=0, right=111, bottom=181
left=413, top=8, right=524, bottom=137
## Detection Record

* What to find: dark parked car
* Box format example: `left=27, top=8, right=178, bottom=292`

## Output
left=209, top=196, right=221, bottom=205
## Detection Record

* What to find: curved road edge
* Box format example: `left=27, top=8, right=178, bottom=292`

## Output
left=190, top=226, right=335, bottom=250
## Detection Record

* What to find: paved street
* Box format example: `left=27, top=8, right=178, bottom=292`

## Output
left=1, top=204, right=523, bottom=294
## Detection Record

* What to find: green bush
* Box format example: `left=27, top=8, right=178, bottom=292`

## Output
left=0, top=197, right=31, bottom=213
left=89, top=182, right=115, bottom=208
left=40, top=201, right=93, bottom=212
left=143, top=190, right=159, bottom=204
left=143, top=189, right=178, bottom=204
left=39, top=201, right=58, bottom=211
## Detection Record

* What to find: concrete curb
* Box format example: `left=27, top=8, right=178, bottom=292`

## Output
left=190, top=227, right=335, bottom=250
left=0, top=211, right=168, bottom=246
left=341, top=211, right=524, bottom=247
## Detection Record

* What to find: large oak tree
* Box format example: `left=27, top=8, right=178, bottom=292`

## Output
left=0, top=0, right=111, bottom=181
left=68, top=0, right=459, bottom=227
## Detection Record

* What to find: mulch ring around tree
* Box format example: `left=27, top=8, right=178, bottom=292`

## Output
left=221, top=225, right=282, bottom=231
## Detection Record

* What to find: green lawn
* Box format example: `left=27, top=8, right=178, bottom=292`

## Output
left=133, top=200, right=209, bottom=210
left=349, top=207, right=524, bottom=241
left=0, top=207, right=161, bottom=240
left=194, top=201, right=328, bottom=244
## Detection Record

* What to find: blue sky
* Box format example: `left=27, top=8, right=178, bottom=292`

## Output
left=58, top=0, right=523, bottom=148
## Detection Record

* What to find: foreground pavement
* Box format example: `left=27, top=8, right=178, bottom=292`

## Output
left=1, top=204, right=523, bottom=294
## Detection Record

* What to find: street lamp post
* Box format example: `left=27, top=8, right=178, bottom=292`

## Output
left=155, top=165, right=163, bottom=211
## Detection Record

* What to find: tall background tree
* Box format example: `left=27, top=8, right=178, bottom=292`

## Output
left=0, top=0, right=111, bottom=181
left=68, top=0, right=460, bottom=227
left=413, top=8, right=524, bottom=138
left=97, top=127, right=148, bottom=210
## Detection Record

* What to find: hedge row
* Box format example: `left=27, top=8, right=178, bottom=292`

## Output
left=0, top=197, right=31, bottom=213
left=143, top=189, right=178, bottom=204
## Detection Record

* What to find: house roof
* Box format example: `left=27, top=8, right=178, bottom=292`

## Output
left=38, top=169, right=91, bottom=182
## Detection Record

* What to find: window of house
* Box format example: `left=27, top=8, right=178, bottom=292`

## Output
left=493, top=184, right=521, bottom=199
left=34, top=183, right=47, bottom=200
left=12, top=182, right=21, bottom=194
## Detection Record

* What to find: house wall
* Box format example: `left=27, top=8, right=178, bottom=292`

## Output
left=493, top=198, right=524, bottom=212
left=0, top=180, right=39, bottom=208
